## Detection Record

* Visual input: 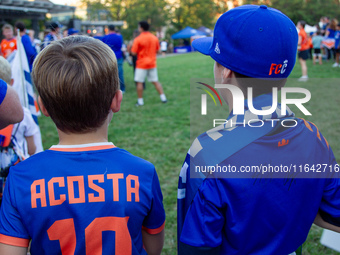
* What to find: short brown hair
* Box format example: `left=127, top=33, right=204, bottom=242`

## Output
left=32, top=35, right=119, bottom=133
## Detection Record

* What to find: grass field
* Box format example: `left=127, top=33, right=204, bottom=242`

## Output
left=39, top=52, right=340, bottom=254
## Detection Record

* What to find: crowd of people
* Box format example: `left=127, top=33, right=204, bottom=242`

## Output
left=0, top=20, right=169, bottom=190
left=0, top=7, right=339, bottom=255
left=297, top=16, right=340, bottom=81
left=0, top=22, right=45, bottom=204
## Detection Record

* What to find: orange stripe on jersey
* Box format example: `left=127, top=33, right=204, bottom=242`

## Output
left=308, top=121, right=322, bottom=141
left=300, top=118, right=329, bottom=149
left=142, top=221, right=165, bottom=235
left=49, top=145, right=116, bottom=152
left=324, top=136, right=330, bottom=149
left=301, top=118, right=313, bottom=132
left=0, top=234, right=30, bottom=247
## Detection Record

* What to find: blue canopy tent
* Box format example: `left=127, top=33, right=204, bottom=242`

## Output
left=197, top=26, right=213, bottom=36
left=171, top=26, right=206, bottom=39
left=171, top=27, right=207, bottom=53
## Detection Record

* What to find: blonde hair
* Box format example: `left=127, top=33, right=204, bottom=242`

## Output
left=0, top=56, right=12, bottom=84
left=2, top=24, right=13, bottom=31
left=32, top=35, right=119, bottom=133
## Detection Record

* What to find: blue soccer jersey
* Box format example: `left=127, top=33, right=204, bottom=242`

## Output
left=178, top=95, right=339, bottom=254
left=0, top=79, right=7, bottom=106
left=0, top=142, right=165, bottom=254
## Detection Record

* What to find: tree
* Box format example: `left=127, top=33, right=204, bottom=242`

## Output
left=81, top=0, right=169, bottom=39
left=242, top=0, right=339, bottom=25
left=123, top=0, right=169, bottom=37
left=171, top=0, right=218, bottom=31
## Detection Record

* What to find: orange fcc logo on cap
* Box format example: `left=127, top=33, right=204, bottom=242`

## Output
left=269, top=60, right=288, bottom=76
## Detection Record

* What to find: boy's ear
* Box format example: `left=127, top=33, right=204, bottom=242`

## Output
left=38, top=96, right=50, bottom=117
left=222, top=68, right=233, bottom=80
left=110, top=90, right=123, bottom=113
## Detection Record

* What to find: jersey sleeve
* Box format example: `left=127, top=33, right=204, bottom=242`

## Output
left=142, top=170, right=165, bottom=234
left=0, top=79, right=7, bottom=105
left=0, top=171, right=30, bottom=247
left=179, top=178, right=224, bottom=248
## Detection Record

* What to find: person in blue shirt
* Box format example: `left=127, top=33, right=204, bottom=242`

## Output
left=178, top=5, right=340, bottom=255
left=325, top=18, right=338, bottom=63
left=101, top=25, right=126, bottom=93
left=41, top=22, right=62, bottom=50
left=312, top=30, right=324, bottom=65
left=332, top=23, right=340, bottom=68
left=14, top=22, right=37, bottom=72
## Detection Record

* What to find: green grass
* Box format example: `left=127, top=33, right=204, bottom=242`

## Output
left=38, top=53, right=340, bottom=254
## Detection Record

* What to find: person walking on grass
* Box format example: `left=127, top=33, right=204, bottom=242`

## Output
left=101, top=25, right=126, bottom=93
left=312, top=30, right=324, bottom=65
left=297, top=20, right=309, bottom=81
left=131, top=21, right=167, bottom=106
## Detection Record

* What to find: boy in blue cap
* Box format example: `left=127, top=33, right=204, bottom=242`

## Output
left=178, top=5, right=339, bottom=255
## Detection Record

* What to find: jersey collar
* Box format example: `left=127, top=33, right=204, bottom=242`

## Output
left=49, top=142, right=116, bottom=152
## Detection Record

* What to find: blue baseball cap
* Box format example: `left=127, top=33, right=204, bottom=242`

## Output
left=192, top=5, right=298, bottom=79
left=68, top=28, right=79, bottom=36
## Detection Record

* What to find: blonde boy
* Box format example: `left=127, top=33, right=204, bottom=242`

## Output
left=0, top=24, right=17, bottom=59
left=0, top=36, right=165, bottom=255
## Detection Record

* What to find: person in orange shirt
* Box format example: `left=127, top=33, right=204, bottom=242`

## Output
left=297, top=20, right=309, bottom=81
left=308, top=33, right=313, bottom=60
left=131, top=21, right=167, bottom=106
left=0, top=24, right=17, bottom=59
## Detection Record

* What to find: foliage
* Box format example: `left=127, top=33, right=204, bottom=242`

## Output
left=171, top=0, right=217, bottom=31
left=123, top=0, right=169, bottom=39
left=81, top=0, right=218, bottom=40
left=244, top=0, right=340, bottom=25
left=81, top=0, right=169, bottom=40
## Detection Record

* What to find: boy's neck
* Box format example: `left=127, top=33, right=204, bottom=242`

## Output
left=57, top=121, right=110, bottom=146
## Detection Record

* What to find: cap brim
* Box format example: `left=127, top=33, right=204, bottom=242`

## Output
left=192, top=37, right=213, bottom=55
